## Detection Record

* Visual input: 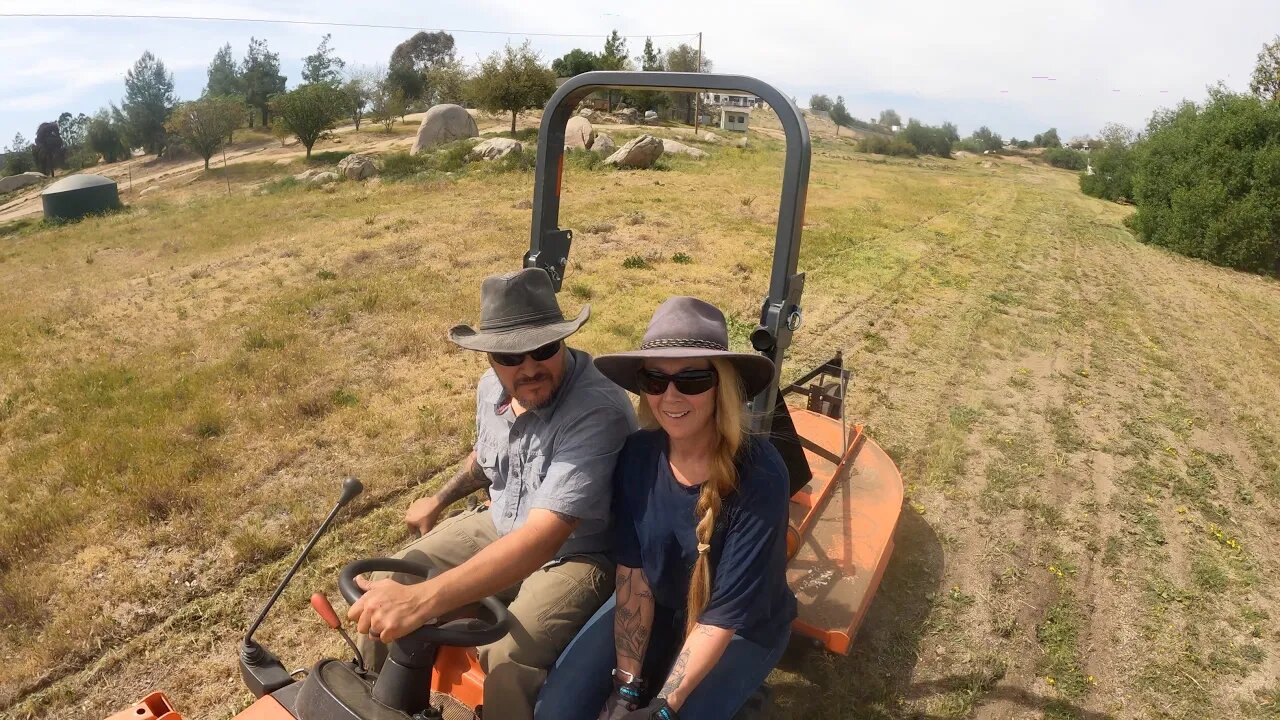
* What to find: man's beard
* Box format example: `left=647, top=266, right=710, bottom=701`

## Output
left=508, top=371, right=561, bottom=410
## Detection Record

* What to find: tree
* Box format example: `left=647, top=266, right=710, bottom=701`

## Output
left=341, top=66, right=378, bottom=131
left=663, top=44, right=711, bottom=123
left=626, top=38, right=668, bottom=113
left=640, top=37, right=663, bottom=71
left=1079, top=123, right=1137, bottom=203
left=425, top=58, right=469, bottom=105
left=370, top=82, right=407, bottom=132
left=302, top=33, right=346, bottom=87
left=969, top=126, right=1003, bottom=152
left=941, top=121, right=960, bottom=143
left=272, top=84, right=345, bottom=158
left=1129, top=88, right=1280, bottom=272
left=206, top=43, right=241, bottom=98
left=242, top=37, right=287, bottom=127
left=1249, top=35, right=1280, bottom=102
left=829, top=96, right=853, bottom=136
left=57, top=112, right=89, bottom=150
left=1036, top=127, right=1062, bottom=147
left=601, top=30, right=629, bottom=70
left=388, top=31, right=456, bottom=105
left=165, top=96, right=244, bottom=169
left=32, top=122, right=67, bottom=176
left=122, top=51, right=177, bottom=155
left=390, top=31, right=456, bottom=74
left=467, top=41, right=556, bottom=134
left=809, top=94, right=833, bottom=112
left=87, top=110, right=129, bottom=163
left=552, top=48, right=602, bottom=77
left=878, top=109, right=902, bottom=128
left=385, top=63, right=426, bottom=104
left=901, top=119, right=953, bottom=157
left=4, top=133, right=34, bottom=175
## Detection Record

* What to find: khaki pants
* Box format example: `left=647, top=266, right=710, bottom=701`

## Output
left=354, top=507, right=613, bottom=720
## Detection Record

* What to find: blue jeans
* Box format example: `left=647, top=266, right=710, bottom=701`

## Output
left=535, top=596, right=789, bottom=720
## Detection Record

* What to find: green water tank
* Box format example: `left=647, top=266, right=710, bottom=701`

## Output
left=41, top=174, right=121, bottom=221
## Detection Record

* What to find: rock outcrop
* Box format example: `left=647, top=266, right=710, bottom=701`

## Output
left=410, top=105, right=478, bottom=154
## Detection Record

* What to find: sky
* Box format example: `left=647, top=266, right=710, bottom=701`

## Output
left=3, top=0, right=1280, bottom=147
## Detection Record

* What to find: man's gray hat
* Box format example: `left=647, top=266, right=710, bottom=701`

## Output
left=594, top=296, right=775, bottom=396
left=448, top=268, right=590, bottom=353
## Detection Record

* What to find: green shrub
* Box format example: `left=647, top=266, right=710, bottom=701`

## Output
left=1130, top=89, right=1280, bottom=274
left=857, top=134, right=918, bottom=157
left=622, top=254, right=651, bottom=269
left=900, top=120, right=953, bottom=157
left=1043, top=147, right=1088, bottom=171
left=380, top=151, right=432, bottom=179
left=1079, top=125, right=1137, bottom=202
left=672, top=251, right=693, bottom=264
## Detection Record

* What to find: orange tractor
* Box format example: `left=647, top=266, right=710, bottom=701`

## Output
left=109, top=71, right=903, bottom=720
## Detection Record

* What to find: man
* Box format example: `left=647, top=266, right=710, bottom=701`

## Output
left=350, top=267, right=637, bottom=719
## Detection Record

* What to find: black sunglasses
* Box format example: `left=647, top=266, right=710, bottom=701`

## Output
left=636, top=368, right=718, bottom=396
left=490, top=341, right=562, bottom=367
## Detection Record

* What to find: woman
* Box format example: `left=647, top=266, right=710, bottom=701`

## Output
left=536, top=297, right=797, bottom=720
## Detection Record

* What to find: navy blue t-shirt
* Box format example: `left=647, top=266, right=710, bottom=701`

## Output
left=612, top=429, right=798, bottom=647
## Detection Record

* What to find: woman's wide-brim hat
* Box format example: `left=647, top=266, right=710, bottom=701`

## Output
left=448, top=268, right=589, bottom=353
left=594, top=296, right=775, bottom=396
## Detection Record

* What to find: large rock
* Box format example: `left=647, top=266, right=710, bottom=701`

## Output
left=411, top=104, right=478, bottom=155
left=337, top=154, right=378, bottom=180
left=661, top=139, right=707, bottom=159
left=604, top=134, right=664, bottom=169
left=468, top=137, right=523, bottom=161
left=0, top=171, right=44, bottom=193
left=293, top=168, right=339, bottom=185
left=593, top=133, right=616, bottom=155
left=616, top=108, right=639, bottom=124
left=701, top=132, right=724, bottom=144
left=565, top=116, right=596, bottom=150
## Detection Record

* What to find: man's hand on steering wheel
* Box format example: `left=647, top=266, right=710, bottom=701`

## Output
left=348, top=575, right=435, bottom=643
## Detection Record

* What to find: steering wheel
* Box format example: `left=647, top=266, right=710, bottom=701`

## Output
left=338, top=558, right=511, bottom=652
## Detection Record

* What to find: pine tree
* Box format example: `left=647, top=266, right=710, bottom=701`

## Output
left=302, top=34, right=346, bottom=87
left=242, top=37, right=287, bottom=126
left=122, top=51, right=177, bottom=155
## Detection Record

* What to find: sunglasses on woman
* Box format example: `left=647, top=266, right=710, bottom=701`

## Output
left=489, top=341, right=562, bottom=367
left=635, top=368, right=719, bottom=396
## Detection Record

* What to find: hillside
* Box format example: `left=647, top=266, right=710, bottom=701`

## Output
left=1, top=124, right=1279, bottom=720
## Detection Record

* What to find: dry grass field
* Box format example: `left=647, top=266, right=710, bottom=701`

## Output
left=2, top=116, right=1279, bottom=720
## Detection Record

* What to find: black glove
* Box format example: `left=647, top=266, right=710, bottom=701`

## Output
left=598, top=680, right=645, bottom=720
left=620, top=698, right=680, bottom=720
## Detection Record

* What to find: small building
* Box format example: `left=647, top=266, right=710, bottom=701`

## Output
left=701, top=92, right=759, bottom=109
left=720, top=108, right=750, bottom=132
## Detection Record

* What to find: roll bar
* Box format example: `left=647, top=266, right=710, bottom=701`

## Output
left=526, top=71, right=811, bottom=428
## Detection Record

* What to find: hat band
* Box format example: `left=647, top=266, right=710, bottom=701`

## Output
left=480, top=308, right=565, bottom=332
left=639, top=337, right=728, bottom=351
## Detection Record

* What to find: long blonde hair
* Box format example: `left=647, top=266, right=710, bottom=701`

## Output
left=636, top=358, right=746, bottom=636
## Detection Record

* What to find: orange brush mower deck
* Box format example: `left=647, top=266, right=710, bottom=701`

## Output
left=785, top=409, right=904, bottom=654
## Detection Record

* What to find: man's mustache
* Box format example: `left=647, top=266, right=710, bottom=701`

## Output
left=515, top=373, right=551, bottom=387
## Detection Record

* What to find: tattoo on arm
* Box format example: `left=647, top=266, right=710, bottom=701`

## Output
left=658, top=648, right=690, bottom=699
left=434, top=456, right=491, bottom=506
left=614, top=567, right=654, bottom=671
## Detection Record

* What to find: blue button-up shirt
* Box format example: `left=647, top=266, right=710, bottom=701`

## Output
left=474, top=348, right=638, bottom=557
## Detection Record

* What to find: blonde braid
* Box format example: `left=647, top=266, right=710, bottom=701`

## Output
left=684, top=359, right=744, bottom=637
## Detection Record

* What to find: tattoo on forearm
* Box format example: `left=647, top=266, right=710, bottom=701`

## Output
left=614, top=568, right=654, bottom=667
left=658, top=648, right=690, bottom=699
left=434, top=457, right=490, bottom=506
